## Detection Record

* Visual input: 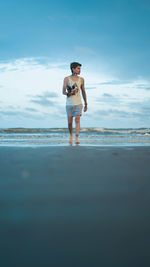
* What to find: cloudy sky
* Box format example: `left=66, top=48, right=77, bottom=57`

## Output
left=0, top=0, right=150, bottom=128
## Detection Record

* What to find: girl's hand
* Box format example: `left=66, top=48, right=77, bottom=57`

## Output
left=67, top=90, right=75, bottom=97
left=67, top=92, right=72, bottom=97
left=84, top=104, right=87, bottom=112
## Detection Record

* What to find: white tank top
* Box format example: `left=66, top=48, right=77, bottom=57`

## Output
left=66, top=76, right=83, bottom=106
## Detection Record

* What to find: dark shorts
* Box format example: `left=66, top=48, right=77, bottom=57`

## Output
left=66, top=104, right=83, bottom=117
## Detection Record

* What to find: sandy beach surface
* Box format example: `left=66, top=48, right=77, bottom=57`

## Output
left=0, top=145, right=150, bottom=267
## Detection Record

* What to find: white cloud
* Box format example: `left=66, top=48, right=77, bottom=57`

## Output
left=0, top=57, right=66, bottom=112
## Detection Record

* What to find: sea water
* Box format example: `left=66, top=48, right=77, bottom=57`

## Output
left=0, top=127, right=150, bottom=147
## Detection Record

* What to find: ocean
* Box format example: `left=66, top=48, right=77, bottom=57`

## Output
left=0, top=127, right=150, bottom=146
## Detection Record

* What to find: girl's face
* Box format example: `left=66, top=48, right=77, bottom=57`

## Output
left=72, top=66, right=81, bottom=75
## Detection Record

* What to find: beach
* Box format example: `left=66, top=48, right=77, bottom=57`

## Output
left=0, top=145, right=150, bottom=267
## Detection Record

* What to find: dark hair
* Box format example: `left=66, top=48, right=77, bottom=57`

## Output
left=70, top=62, right=82, bottom=73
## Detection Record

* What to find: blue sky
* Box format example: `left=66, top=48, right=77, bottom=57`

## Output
left=0, top=0, right=150, bottom=128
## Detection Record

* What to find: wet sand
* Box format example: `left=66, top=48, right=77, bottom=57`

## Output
left=0, top=146, right=150, bottom=267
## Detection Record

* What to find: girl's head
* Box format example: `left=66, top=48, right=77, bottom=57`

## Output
left=70, top=62, right=82, bottom=75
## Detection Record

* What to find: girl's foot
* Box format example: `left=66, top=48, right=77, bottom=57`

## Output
left=76, top=134, right=80, bottom=145
left=69, top=135, right=73, bottom=145
left=76, top=141, right=80, bottom=145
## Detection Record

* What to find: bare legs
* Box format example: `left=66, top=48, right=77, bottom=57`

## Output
left=67, top=115, right=81, bottom=145
left=68, top=116, right=73, bottom=145
left=75, top=115, right=80, bottom=144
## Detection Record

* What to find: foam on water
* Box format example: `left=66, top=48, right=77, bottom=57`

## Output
left=0, top=127, right=150, bottom=146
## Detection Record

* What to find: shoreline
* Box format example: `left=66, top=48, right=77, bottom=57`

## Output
left=0, top=143, right=150, bottom=148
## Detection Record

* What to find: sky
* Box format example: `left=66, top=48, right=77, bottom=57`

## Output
left=0, top=0, right=150, bottom=128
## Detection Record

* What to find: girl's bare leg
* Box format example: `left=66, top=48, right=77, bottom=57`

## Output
left=75, top=115, right=80, bottom=145
left=68, top=116, right=73, bottom=145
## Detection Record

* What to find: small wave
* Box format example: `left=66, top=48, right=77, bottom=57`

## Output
left=0, top=127, right=150, bottom=135
left=0, top=128, right=68, bottom=134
